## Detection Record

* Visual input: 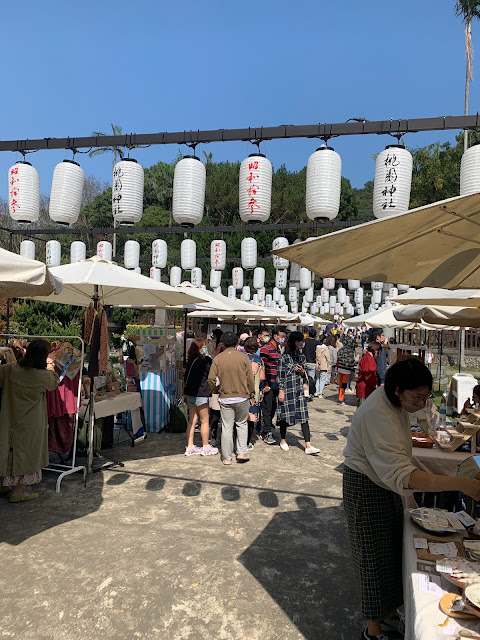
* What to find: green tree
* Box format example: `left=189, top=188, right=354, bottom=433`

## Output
left=88, top=124, right=124, bottom=166
left=454, top=1, right=480, bottom=151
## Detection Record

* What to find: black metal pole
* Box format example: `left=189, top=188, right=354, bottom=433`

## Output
left=5, top=232, right=13, bottom=346
left=183, top=309, right=188, bottom=366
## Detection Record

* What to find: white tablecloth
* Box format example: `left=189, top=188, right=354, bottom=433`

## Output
left=403, top=510, right=480, bottom=639
left=79, top=392, right=142, bottom=419
left=412, top=447, right=472, bottom=476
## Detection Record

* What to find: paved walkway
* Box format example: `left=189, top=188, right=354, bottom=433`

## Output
left=1, top=385, right=366, bottom=639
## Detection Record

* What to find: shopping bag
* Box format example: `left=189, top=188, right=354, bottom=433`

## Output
left=167, top=398, right=188, bottom=433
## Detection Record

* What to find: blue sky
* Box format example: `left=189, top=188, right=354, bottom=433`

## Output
left=0, top=0, right=476, bottom=201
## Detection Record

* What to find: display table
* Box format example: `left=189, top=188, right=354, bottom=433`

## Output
left=403, top=510, right=480, bottom=639
left=412, top=446, right=472, bottom=476
left=79, top=392, right=142, bottom=420
left=140, top=369, right=178, bottom=432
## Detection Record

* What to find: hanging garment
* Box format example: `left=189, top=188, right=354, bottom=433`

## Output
left=47, top=366, right=80, bottom=455
left=83, top=302, right=96, bottom=346
left=99, top=310, right=109, bottom=373
left=88, top=314, right=101, bottom=378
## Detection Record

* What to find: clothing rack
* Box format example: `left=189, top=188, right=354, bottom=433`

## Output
left=1, top=333, right=87, bottom=493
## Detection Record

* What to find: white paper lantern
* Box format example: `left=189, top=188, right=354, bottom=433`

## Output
left=170, top=266, right=182, bottom=287
left=384, top=300, right=392, bottom=308
left=373, top=145, right=412, bottom=219
left=112, top=158, right=144, bottom=224
left=329, top=295, right=337, bottom=307
left=152, top=239, right=168, bottom=268
left=272, top=287, right=281, bottom=302
left=320, top=288, right=329, bottom=303
left=407, top=287, right=416, bottom=294
left=20, top=240, right=35, bottom=260
left=305, top=287, right=314, bottom=303
left=70, top=241, right=86, bottom=263
left=181, top=239, right=196, bottom=270
left=241, top=237, right=257, bottom=269
left=190, top=267, right=202, bottom=287
left=289, top=286, right=298, bottom=302
left=210, top=269, right=222, bottom=289
left=133, top=267, right=141, bottom=274
left=253, top=267, right=265, bottom=289
left=239, top=154, right=272, bottom=223
left=323, top=278, right=335, bottom=290
left=49, top=160, right=85, bottom=225
left=460, top=142, right=480, bottom=195
left=150, top=267, right=161, bottom=281
left=97, top=241, right=112, bottom=262
left=354, top=288, right=364, bottom=304
left=290, top=301, right=298, bottom=313
left=397, top=284, right=409, bottom=292
left=272, top=237, right=289, bottom=269
left=389, top=287, right=399, bottom=299
left=228, top=285, right=236, bottom=299
left=383, top=283, right=394, bottom=291
left=232, top=267, right=244, bottom=289
left=372, top=289, right=382, bottom=305
left=257, top=287, right=265, bottom=302
left=347, top=304, right=354, bottom=315
left=172, top=156, right=206, bottom=227
left=210, top=240, right=226, bottom=270
left=356, top=305, right=365, bottom=314
left=348, top=279, right=360, bottom=290
left=8, top=161, right=40, bottom=223
left=242, top=285, right=251, bottom=301
left=306, top=146, right=342, bottom=221
left=265, top=293, right=273, bottom=306
left=252, top=293, right=259, bottom=305
left=371, top=281, right=383, bottom=291
left=279, top=295, right=286, bottom=306
left=300, top=268, right=312, bottom=290
left=124, top=240, right=140, bottom=269
left=46, top=240, right=61, bottom=267
left=275, top=268, right=288, bottom=290
left=335, top=303, right=342, bottom=314
left=345, top=295, right=350, bottom=306
left=214, top=286, right=222, bottom=296
left=316, top=295, right=322, bottom=306
left=337, top=286, right=346, bottom=304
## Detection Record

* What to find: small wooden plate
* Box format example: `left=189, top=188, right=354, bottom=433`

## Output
left=463, top=595, right=480, bottom=620
left=439, top=593, right=477, bottom=620
left=440, top=571, right=469, bottom=589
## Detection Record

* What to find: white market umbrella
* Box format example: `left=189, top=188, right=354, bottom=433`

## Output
left=0, top=247, right=62, bottom=297
left=344, top=307, right=416, bottom=329
left=28, top=257, right=203, bottom=307
left=173, top=283, right=266, bottom=312
left=188, top=306, right=293, bottom=323
left=393, top=304, right=480, bottom=328
left=272, top=193, right=480, bottom=289
left=393, top=286, right=480, bottom=308
left=288, top=312, right=329, bottom=326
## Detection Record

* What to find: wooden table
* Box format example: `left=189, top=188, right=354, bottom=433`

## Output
left=412, top=446, right=473, bottom=476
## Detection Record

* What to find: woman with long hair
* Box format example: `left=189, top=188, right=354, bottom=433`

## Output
left=277, top=331, right=320, bottom=454
left=0, top=340, right=60, bottom=502
left=356, top=343, right=382, bottom=406
left=183, top=338, right=218, bottom=457
left=243, top=337, right=265, bottom=449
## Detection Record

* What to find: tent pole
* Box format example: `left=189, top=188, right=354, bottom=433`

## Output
left=5, top=232, right=12, bottom=346
left=438, top=330, right=443, bottom=393
left=183, top=309, right=188, bottom=366
left=87, top=284, right=100, bottom=474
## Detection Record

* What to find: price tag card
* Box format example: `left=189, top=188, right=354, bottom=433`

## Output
left=418, top=572, right=443, bottom=595
left=414, top=537, right=428, bottom=549
left=456, top=510, right=477, bottom=527
left=444, top=511, right=466, bottom=531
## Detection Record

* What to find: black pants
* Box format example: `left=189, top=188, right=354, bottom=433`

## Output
left=278, top=419, right=311, bottom=442
left=247, top=420, right=255, bottom=444
left=261, top=388, right=278, bottom=435
left=210, top=409, right=221, bottom=440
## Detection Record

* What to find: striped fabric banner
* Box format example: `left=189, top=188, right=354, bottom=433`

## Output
left=140, top=369, right=178, bottom=432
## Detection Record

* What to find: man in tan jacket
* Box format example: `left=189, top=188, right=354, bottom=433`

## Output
left=315, top=336, right=331, bottom=399
left=208, top=332, right=255, bottom=465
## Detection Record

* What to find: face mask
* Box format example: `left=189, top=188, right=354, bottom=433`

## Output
left=400, top=399, right=426, bottom=414
left=263, top=336, right=270, bottom=343
left=279, top=337, right=285, bottom=344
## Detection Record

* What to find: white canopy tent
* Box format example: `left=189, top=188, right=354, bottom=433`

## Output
left=0, top=247, right=62, bottom=297
left=271, top=193, right=480, bottom=289
left=393, top=287, right=480, bottom=308
left=393, top=304, right=480, bottom=328
left=288, top=312, right=329, bottom=326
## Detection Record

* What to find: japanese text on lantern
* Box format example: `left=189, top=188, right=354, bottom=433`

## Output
left=381, top=153, right=399, bottom=210
left=212, top=241, right=222, bottom=268
left=9, top=167, right=20, bottom=214
left=246, top=160, right=260, bottom=215
left=112, top=165, right=123, bottom=216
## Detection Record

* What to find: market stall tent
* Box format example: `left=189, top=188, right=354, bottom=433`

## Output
left=0, top=247, right=62, bottom=297
left=271, top=193, right=480, bottom=289
left=393, top=286, right=480, bottom=308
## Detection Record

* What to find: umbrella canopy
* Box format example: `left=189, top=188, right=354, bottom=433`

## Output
left=394, top=286, right=480, bottom=308
left=288, top=312, right=329, bottom=326
left=0, top=247, right=62, bottom=297
left=188, top=306, right=293, bottom=323
left=172, top=283, right=264, bottom=312
left=393, top=304, right=480, bottom=328
left=28, top=256, right=204, bottom=307
left=272, top=193, right=480, bottom=288
left=344, top=307, right=416, bottom=329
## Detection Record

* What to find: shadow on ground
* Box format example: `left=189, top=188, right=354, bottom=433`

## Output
left=239, top=498, right=360, bottom=640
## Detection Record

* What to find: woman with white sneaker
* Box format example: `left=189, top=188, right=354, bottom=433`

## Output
left=277, top=331, right=320, bottom=455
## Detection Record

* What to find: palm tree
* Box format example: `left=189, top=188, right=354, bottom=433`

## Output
left=454, top=1, right=480, bottom=151
left=89, top=123, right=124, bottom=166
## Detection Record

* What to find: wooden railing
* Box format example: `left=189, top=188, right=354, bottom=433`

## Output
left=394, top=328, right=480, bottom=351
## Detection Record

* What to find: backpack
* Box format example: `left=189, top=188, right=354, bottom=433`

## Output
left=166, top=399, right=188, bottom=433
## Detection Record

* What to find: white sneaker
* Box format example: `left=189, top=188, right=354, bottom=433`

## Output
left=305, top=446, right=320, bottom=455
left=279, top=441, right=289, bottom=451
left=313, top=392, right=319, bottom=397
left=318, top=394, right=323, bottom=399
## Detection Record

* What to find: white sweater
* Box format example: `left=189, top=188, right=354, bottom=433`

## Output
left=343, top=387, right=417, bottom=496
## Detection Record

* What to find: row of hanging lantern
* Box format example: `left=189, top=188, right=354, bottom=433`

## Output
left=12, top=138, right=480, bottom=228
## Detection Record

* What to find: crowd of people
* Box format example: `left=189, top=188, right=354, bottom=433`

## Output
left=181, top=320, right=393, bottom=464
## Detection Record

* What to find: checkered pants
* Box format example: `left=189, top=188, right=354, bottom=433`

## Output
left=342, top=465, right=404, bottom=621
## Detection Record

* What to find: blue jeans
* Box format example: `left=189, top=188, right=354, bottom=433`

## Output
left=318, top=370, right=329, bottom=395
left=305, top=364, right=317, bottom=395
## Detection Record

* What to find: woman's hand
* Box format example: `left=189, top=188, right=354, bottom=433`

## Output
left=295, top=364, right=304, bottom=374
left=278, top=390, right=285, bottom=403
left=46, top=358, right=55, bottom=371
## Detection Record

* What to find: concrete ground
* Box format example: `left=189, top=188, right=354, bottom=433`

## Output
left=0, top=385, right=392, bottom=640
